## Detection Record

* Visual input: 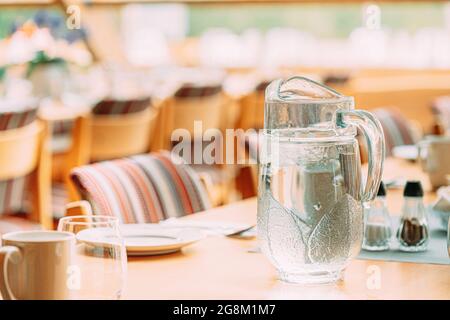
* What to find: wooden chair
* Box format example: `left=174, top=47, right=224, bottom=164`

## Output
left=237, top=81, right=269, bottom=130
left=49, top=99, right=157, bottom=202
left=160, top=85, right=238, bottom=205
left=65, top=200, right=92, bottom=217
left=39, top=106, right=92, bottom=218
left=37, top=96, right=159, bottom=221
left=233, top=81, right=270, bottom=198
left=0, top=120, right=52, bottom=233
left=163, top=85, right=228, bottom=145
left=90, top=107, right=157, bottom=162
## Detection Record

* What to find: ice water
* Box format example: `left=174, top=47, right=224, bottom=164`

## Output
left=257, top=132, right=364, bottom=284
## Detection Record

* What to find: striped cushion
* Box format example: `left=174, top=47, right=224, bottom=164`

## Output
left=52, top=119, right=74, bottom=135
left=0, top=108, right=38, bottom=215
left=0, top=176, right=30, bottom=215
left=323, top=73, right=350, bottom=86
left=92, top=97, right=151, bottom=115
left=0, top=107, right=37, bottom=131
left=372, top=108, right=416, bottom=156
left=174, top=85, right=222, bottom=98
left=71, top=151, right=211, bottom=223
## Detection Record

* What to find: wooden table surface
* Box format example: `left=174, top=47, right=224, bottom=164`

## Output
left=125, top=158, right=450, bottom=300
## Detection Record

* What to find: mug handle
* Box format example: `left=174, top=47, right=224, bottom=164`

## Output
left=337, top=109, right=385, bottom=202
left=0, top=246, right=20, bottom=300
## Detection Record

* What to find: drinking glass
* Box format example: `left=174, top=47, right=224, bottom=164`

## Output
left=57, top=216, right=127, bottom=299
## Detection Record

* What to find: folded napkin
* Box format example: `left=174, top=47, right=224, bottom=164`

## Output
left=160, top=218, right=254, bottom=237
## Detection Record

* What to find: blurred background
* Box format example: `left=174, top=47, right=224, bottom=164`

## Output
left=1, top=0, right=450, bottom=229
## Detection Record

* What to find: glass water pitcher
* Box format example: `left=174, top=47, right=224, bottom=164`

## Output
left=257, top=77, right=385, bottom=284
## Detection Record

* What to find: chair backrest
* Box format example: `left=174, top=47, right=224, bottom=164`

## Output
left=92, top=97, right=151, bottom=115
left=90, top=107, right=157, bottom=162
left=167, top=85, right=226, bottom=139
left=0, top=107, right=38, bottom=215
left=0, top=121, right=43, bottom=180
left=0, top=107, right=37, bottom=131
left=174, top=85, right=221, bottom=98
left=237, top=82, right=268, bottom=130
left=0, top=120, right=52, bottom=228
left=70, top=151, right=211, bottom=223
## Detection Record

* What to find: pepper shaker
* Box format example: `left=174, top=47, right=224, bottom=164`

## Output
left=396, top=181, right=429, bottom=252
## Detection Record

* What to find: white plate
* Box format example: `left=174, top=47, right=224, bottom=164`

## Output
left=76, top=224, right=205, bottom=256
left=392, top=145, right=418, bottom=161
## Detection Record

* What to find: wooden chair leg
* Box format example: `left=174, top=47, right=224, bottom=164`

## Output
left=29, top=122, right=53, bottom=230
left=65, top=114, right=92, bottom=202
left=235, top=165, right=257, bottom=199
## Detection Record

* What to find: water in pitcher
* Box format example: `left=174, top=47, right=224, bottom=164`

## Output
left=257, top=131, right=364, bottom=283
left=257, top=77, right=384, bottom=284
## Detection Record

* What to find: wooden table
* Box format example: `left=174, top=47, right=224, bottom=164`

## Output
left=125, top=158, right=450, bottom=300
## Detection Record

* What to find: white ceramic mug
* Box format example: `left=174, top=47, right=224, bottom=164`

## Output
left=418, top=136, right=450, bottom=189
left=0, top=230, right=74, bottom=300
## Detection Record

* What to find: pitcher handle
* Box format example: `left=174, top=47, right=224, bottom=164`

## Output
left=337, top=109, right=385, bottom=202
left=0, top=246, right=20, bottom=300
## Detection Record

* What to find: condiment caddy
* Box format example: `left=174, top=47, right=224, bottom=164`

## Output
left=363, top=180, right=431, bottom=253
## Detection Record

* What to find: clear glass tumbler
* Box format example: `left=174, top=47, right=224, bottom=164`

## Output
left=57, top=215, right=127, bottom=299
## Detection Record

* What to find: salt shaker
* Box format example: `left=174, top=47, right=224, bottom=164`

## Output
left=363, top=181, right=392, bottom=251
left=396, top=181, right=429, bottom=252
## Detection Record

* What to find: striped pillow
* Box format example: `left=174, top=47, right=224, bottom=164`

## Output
left=92, top=97, right=151, bottom=115
left=0, top=176, right=30, bottom=215
left=174, top=85, right=222, bottom=98
left=0, top=108, right=38, bottom=215
left=52, top=119, right=74, bottom=135
left=0, top=107, right=37, bottom=131
left=70, top=151, right=211, bottom=223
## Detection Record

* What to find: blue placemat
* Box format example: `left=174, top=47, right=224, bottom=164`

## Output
left=358, top=211, right=449, bottom=265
